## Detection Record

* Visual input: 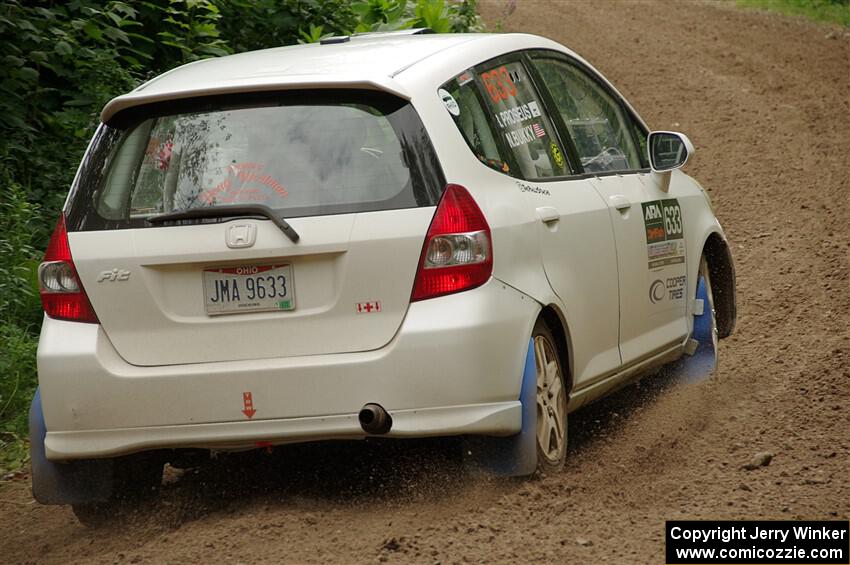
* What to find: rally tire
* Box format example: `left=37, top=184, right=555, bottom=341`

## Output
left=532, top=319, right=567, bottom=472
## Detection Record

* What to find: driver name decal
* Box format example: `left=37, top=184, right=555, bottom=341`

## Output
left=504, top=122, right=546, bottom=148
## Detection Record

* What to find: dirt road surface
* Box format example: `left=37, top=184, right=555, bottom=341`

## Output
left=1, top=1, right=847, bottom=563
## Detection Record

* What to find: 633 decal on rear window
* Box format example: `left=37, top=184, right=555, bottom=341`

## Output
left=480, top=66, right=518, bottom=104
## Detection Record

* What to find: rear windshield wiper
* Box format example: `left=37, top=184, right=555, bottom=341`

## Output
left=147, top=204, right=300, bottom=243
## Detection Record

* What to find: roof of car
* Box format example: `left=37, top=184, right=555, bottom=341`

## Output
left=101, top=32, right=500, bottom=122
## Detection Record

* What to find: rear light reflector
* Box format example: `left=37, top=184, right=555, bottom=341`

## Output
left=38, top=216, right=98, bottom=323
left=411, top=184, right=492, bottom=301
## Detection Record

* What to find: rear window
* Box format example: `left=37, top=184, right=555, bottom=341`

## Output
left=65, top=91, right=445, bottom=231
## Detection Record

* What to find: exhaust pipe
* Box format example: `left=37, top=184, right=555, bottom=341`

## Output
left=358, top=403, right=392, bottom=435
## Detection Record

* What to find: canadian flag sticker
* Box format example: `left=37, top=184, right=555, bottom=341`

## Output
left=356, top=301, right=382, bottom=314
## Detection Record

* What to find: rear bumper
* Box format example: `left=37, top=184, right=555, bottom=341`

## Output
left=38, top=279, right=539, bottom=460
left=44, top=402, right=520, bottom=459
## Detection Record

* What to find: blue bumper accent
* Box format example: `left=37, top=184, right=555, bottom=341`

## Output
left=29, top=388, right=113, bottom=505
left=462, top=339, right=537, bottom=476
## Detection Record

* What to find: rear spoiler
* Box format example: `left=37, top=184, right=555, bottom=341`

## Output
left=100, top=75, right=411, bottom=123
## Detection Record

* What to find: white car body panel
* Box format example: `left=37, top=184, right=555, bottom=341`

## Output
left=37, top=32, right=732, bottom=462
left=38, top=279, right=539, bottom=458
left=519, top=177, right=623, bottom=386
left=590, top=173, right=690, bottom=366
left=100, top=34, right=485, bottom=121
left=71, top=208, right=433, bottom=365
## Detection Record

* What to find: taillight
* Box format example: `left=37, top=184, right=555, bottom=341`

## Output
left=38, top=216, right=98, bottom=323
left=411, top=184, right=493, bottom=301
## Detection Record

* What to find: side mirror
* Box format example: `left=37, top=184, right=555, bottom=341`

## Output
left=648, top=131, right=694, bottom=173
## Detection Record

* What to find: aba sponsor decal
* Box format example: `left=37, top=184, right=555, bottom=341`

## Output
left=643, top=199, right=683, bottom=243
left=642, top=198, right=685, bottom=269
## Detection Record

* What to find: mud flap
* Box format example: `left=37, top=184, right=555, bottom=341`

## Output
left=676, top=275, right=717, bottom=383
left=462, top=339, right=537, bottom=477
left=29, top=389, right=114, bottom=505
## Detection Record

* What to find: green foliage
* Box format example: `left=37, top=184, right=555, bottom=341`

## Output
left=298, top=23, right=332, bottom=44
left=415, top=0, right=452, bottom=33
left=738, top=0, right=850, bottom=26
left=0, top=323, right=38, bottom=459
left=215, top=0, right=358, bottom=50
left=0, top=177, right=42, bottom=472
left=0, top=182, right=42, bottom=329
left=0, top=0, right=483, bottom=472
left=349, top=0, right=484, bottom=35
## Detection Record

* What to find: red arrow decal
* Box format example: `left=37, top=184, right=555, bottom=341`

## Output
left=242, top=391, right=256, bottom=419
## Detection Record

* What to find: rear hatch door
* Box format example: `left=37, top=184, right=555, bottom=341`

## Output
left=64, top=90, right=444, bottom=366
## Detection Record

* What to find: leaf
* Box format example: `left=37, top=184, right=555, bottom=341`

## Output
left=103, top=26, right=130, bottom=44
left=28, top=51, right=48, bottom=64
left=64, top=97, right=96, bottom=107
left=0, top=114, right=34, bottom=131
left=195, top=45, right=230, bottom=57
left=34, top=7, right=55, bottom=20
left=2, top=56, right=24, bottom=68
left=119, top=54, right=142, bottom=67
left=121, top=45, right=155, bottom=61
left=112, top=2, right=138, bottom=18
left=54, top=41, right=73, bottom=56
left=16, top=67, right=39, bottom=82
left=83, top=20, right=103, bottom=42
left=16, top=20, right=37, bottom=32
left=125, top=32, right=154, bottom=45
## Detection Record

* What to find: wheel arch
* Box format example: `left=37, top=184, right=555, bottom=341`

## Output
left=702, top=232, right=737, bottom=339
left=538, top=304, right=574, bottom=394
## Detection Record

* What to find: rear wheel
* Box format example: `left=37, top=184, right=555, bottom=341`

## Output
left=532, top=320, right=567, bottom=472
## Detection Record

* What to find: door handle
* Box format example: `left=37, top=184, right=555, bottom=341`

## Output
left=536, top=206, right=560, bottom=224
left=609, top=194, right=631, bottom=211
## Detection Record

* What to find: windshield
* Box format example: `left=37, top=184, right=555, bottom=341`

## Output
left=65, top=91, right=445, bottom=231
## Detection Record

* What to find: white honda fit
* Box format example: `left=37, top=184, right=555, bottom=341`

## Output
left=31, top=30, right=735, bottom=524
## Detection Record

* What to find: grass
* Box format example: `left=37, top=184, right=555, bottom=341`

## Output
left=0, top=323, right=38, bottom=474
left=738, top=0, right=850, bottom=26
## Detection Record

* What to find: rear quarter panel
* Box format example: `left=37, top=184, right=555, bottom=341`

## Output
left=394, top=34, right=564, bottom=307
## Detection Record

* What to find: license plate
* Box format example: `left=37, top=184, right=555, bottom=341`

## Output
left=203, top=264, right=295, bottom=315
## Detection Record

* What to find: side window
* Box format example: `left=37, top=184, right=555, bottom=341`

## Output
left=531, top=57, right=642, bottom=173
left=476, top=61, right=568, bottom=179
left=440, top=71, right=512, bottom=175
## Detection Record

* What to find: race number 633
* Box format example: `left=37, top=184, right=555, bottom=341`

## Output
left=663, top=201, right=683, bottom=237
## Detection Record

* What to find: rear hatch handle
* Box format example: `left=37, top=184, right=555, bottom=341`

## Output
left=148, top=204, right=300, bottom=243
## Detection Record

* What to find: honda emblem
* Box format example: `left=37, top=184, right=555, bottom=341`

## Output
left=226, top=223, right=257, bottom=249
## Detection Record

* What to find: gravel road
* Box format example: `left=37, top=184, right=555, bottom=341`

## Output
left=1, top=1, right=847, bottom=563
